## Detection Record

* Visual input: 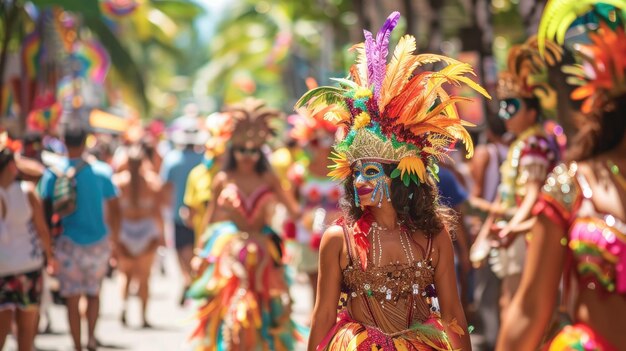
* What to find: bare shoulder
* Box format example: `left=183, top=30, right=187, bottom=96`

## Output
left=21, top=181, right=39, bottom=202
left=320, top=225, right=345, bottom=252
left=212, top=171, right=228, bottom=187
left=21, top=180, right=36, bottom=194
left=112, top=171, right=130, bottom=187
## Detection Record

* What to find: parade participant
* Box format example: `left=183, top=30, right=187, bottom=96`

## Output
left=301, top=12, right=490, bottom=351
left=498, top=2, right=626, bottom=349
left=113, top=144, right=163, bottom=328
left=160, top=118, right=204, bottom=305
left=470, top=36, right=561, bottom=322
left=0, top=133, right=55, bottom=351
left=286, top=105, right=342, bottom=305
left=188, top=98, right=303, bottom=351
left=38, top=126, right=120, bottom=351
left=183, top=112, right=230, bottom=239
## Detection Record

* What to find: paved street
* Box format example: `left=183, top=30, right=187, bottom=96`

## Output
left=2, top=249, right=312, bottom=351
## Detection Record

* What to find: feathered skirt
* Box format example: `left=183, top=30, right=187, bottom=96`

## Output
left=188, top=221, right=307, bottom=351
left=318, top=310, right=456, bottom=351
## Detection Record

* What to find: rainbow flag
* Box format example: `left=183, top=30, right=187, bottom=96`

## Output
left=20, top=31, right=41, bottom=79
left=73, top=40, right=111, bottom=83
left=27, top=102, right=62, bottom=132
left=1, top=84, right=15, bottom=119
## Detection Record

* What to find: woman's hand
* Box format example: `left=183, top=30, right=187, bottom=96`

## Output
left=46, top=256, right=59, bottom=275
left=217, top=186, right=241, bottom=213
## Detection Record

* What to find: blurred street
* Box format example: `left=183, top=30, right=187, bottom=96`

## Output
left=2, top=249, right=313, bottom=351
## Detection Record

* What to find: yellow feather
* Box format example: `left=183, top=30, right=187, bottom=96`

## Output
left=349, top=43, right=369, bottom=87
left=455, top=75, right=492, bottom=98
left=380, top=35, right=418, bottom=110
left=448, top=125, right=474, bottom=158
left=414, top=53, right=462, bottom=68
left=409, top=97, right=472, bottom=126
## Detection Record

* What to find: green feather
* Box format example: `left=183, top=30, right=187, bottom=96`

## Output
left=330, top=78, right=359, bottom=89
left=402, top=174, right=411, bottom=187
left=390, top=168, right=401, bottom=179
left=294, top=86, right=344, bottom=108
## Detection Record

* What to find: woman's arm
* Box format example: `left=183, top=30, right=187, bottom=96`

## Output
left=469, top=145, right=490, bottom=198
left=265, top=172, right=301, bottom=220
left=497, top=181, right=541, bottom=243
left=25, top=183, right=55, bottom=271
left=433, top=229, right=471, bottom=350
left=308, top=225, right=344, bottom=351
left=496, top=214, right=566, bottom=350
left=196, top=172, right=226, bottom=250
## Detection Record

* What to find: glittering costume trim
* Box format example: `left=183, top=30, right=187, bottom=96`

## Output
left=318, top=310, right=456, bottom=351
left=545, top=324, right=619, bottom=351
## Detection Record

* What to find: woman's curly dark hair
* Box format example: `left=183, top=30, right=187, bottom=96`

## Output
left=340, top=163, right=455, bottom=238
left=566, top=94, right=626, bottom=161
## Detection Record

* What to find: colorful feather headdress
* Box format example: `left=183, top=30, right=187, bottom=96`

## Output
left=295, top=12, right=490, bottom=186
left=538, top=1, right=626, bottom=114
left=497, top=36, right=563, bottom=118
left=288, top=105, right=338, bottom=145
left=223, top=98, right=280, bottom=146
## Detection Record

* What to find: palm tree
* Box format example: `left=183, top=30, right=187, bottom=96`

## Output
left=195, top=0, right=355, bottom=110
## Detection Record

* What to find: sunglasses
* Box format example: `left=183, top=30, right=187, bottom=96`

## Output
left=498, top=98, right=522, bottom=120
left=233, top=146, right=260, bottom=156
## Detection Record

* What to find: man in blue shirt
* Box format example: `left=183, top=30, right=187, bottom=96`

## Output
left=38, top=126, right=120, bottom=351
left=160, top=123, right=203, bottom=304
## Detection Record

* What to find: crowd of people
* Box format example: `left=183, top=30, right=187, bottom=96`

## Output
left=0, top=1, right=625, bottom=351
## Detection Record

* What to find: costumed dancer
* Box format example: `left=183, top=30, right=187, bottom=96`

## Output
left=470, top=35, right=561, bottom=322
left=498, top=2, right=626, bottom=350
left=303, top=12, right=490, bottom=351
left=286, top=103, right=343, bottom=306
left=188, top=98, right=304, bottom=351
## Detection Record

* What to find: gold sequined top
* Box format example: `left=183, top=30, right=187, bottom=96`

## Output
left=340, top=226, right=440, bottom=333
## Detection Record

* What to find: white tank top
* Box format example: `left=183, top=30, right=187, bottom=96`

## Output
left=0, top=181, right=43, bottom=276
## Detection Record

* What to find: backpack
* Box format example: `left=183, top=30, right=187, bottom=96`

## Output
left=50, top=159, right=88, bottom=218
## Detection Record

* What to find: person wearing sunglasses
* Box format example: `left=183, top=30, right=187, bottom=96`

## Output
left=285, top=107, right=343, bottom=308
left=470, top=37, right=561, bottom=325
left=188, top=98, right=303, bottom=351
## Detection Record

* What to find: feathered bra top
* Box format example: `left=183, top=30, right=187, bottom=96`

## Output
left=296, top=11, right=491, bottom=186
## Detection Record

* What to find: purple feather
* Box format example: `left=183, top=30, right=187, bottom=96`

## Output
left=363, top=11, right=400, bottom=103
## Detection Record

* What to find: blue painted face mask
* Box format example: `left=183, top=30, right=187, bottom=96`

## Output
left=352, top=161, right=391, bottom=208
left=498, top=98, right=522, bottom=120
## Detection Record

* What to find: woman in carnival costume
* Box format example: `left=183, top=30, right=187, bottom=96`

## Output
left=188, top=98, right=304, bottom=351
left=286, top=102, right=343, bottom=305
left=498, top=1, right=626, bottom=350
left=470, top=34, right=562, bottom=322
left=302, top=12, right=490, bottom=351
